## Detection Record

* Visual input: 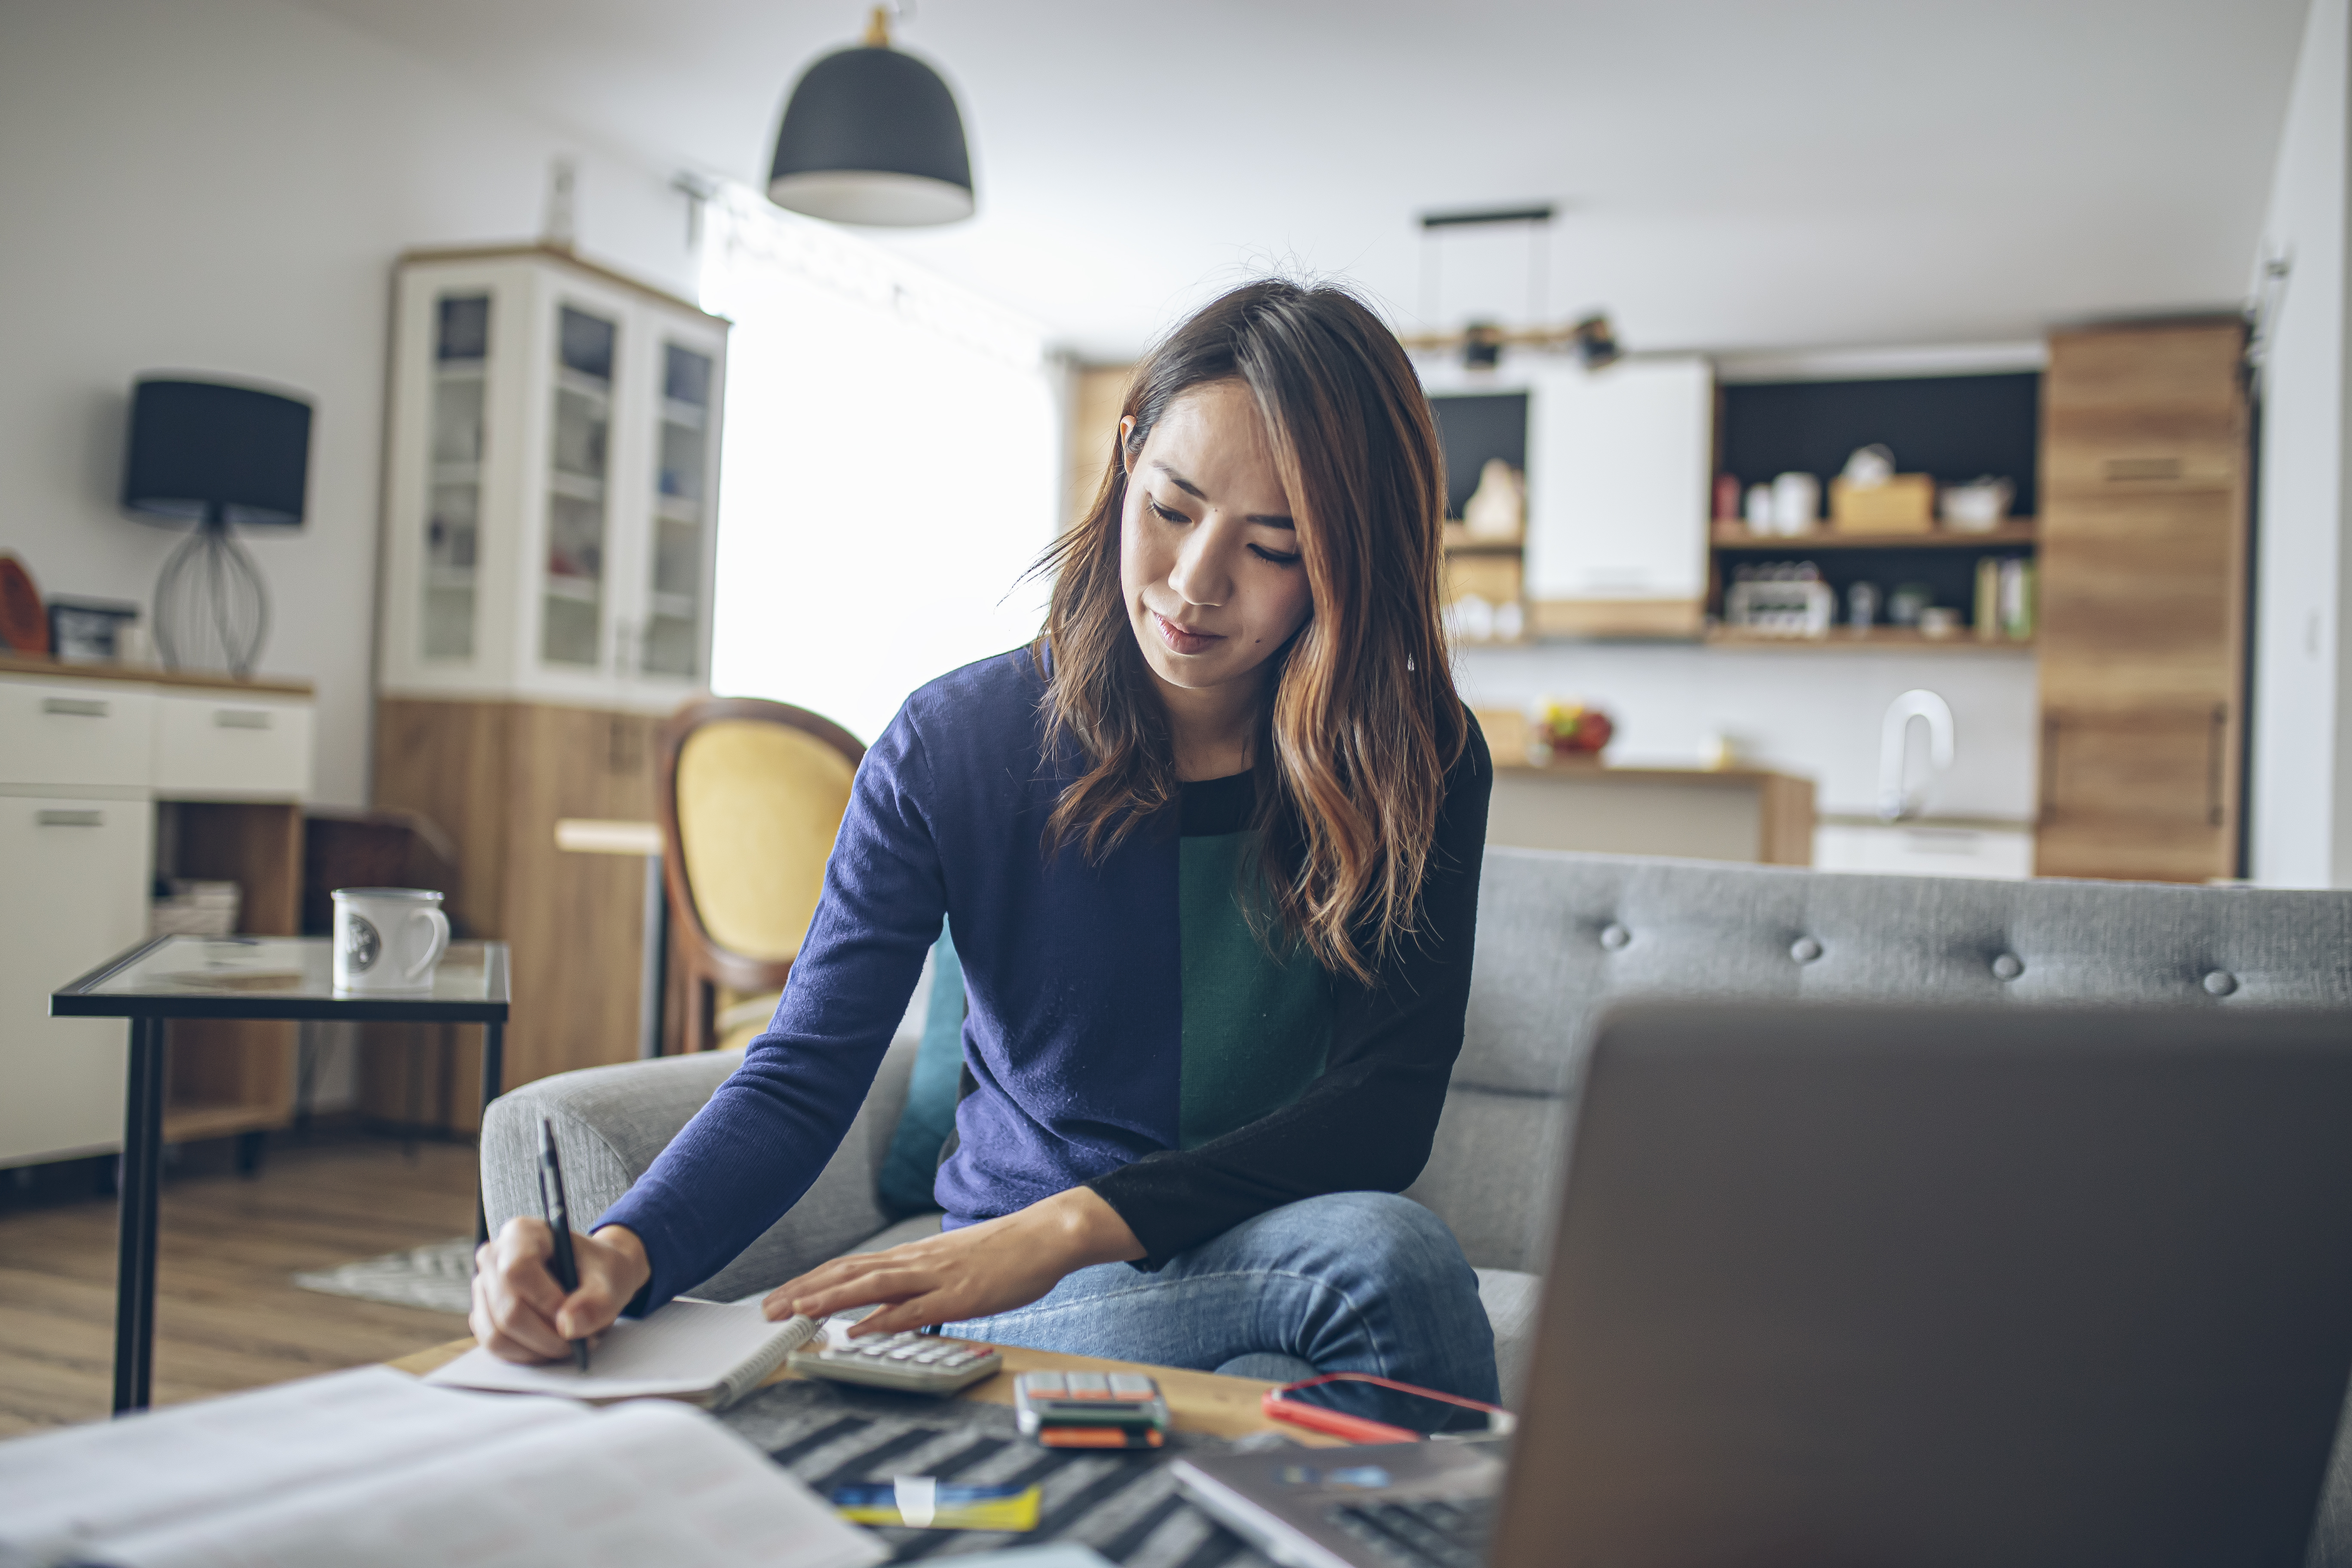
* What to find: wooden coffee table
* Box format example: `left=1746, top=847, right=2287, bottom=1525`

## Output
left=388, top=1335, right=1339, bottom=1444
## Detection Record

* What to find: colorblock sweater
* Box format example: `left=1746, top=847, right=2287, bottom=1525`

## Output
left=599, top=648, right=1493, bottom=1311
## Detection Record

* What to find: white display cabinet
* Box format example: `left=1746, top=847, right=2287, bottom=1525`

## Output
left=1420, top=352, right=1715, bottom=642
left=378, top=246, right=729, bottom=711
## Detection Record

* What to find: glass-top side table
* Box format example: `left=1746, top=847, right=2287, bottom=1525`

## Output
left=52, top=934, right=511, bottom=1415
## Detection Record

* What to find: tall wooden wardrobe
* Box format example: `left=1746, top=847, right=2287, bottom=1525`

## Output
left=2036, top=320, right=2248, bottom=882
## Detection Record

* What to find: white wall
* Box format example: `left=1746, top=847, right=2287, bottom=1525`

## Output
left=1456, top=644, right=2041, bottom=821
left=2250, top=0, right=2352, bottom=886
left=0, top=0, right=700, bottom=808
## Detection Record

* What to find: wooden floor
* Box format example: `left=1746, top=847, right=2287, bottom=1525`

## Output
left=0, top=1133, right=478, bottom=1436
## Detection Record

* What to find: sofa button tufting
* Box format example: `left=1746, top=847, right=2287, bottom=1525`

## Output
left=1599, top=922, right=1631, bottom=951
left=1790, top=936, right=1823, bottom=964
left=1991, top=953, right=2024, bottom=980
left=2204, top=970, right=2239, bottom=997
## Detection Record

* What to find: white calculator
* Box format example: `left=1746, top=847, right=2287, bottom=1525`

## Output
left=786, top=1328, right=1002, bottom=1395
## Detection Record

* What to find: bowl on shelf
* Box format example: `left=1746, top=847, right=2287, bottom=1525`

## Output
left=1940, top=478, right=2014, bottom=533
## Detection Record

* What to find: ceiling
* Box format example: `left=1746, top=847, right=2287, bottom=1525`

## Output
left=295, top=0, right=2307, bottom=362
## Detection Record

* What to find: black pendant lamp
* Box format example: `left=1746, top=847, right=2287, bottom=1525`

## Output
left=768, top=7, right=974, bottom=227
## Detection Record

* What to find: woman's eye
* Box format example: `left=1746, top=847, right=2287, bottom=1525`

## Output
left=1149, top=498, right=1188, bottom=525
left=1249, top=544, right=1302, bottom=567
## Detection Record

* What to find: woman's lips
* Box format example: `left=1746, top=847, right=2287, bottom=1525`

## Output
left=1153, top=610, right=1223, bottom=656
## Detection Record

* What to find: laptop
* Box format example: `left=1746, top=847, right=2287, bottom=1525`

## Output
left=1174, top=1002, right=2352, bottom=1568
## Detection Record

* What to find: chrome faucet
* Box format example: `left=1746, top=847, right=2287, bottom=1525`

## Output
left=1878, top=689, right=1955, bottom=821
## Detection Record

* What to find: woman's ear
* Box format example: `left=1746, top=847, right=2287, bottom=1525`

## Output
left=1118, top=415, right=1137, bottom=476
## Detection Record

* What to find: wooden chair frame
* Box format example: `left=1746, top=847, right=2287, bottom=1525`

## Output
left=656, top=695, right=866, bottom=1052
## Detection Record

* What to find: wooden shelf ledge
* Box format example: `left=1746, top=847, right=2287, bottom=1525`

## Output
left=1710, top=522, right=2038, bottom=551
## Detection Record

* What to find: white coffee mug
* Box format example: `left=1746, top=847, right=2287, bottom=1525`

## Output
left=333, top=887, right=450, bottom=994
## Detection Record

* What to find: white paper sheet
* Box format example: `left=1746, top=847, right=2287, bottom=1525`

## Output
left=0, top=1367, right=582, bottom=1567
left=85, top=1400, right=885, bottom=1568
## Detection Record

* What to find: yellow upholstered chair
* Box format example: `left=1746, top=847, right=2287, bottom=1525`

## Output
left=656, top=697, right=865, bottom=1054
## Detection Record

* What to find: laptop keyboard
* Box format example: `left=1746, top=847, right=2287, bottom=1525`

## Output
left=1330, top=1495, right=1495, bottom=1568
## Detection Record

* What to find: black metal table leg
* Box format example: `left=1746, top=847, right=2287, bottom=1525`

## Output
left=475, top=1020, right=505, bottom=1245
left=113, top=1017, right=165, bottom=1415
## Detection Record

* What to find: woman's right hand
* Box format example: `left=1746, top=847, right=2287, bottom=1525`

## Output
left=470, top=1219, right=652, bottom=1363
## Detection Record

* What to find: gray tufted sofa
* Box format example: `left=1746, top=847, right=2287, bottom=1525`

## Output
left=482, top=849, right=2352, bottom=1489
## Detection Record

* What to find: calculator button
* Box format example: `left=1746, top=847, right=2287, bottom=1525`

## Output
left=943, top=1352, right=976, bottom=1368
left=887, top=1347, right=921, bottom=1360
left=1109, top=1375, right=1156, bottom=1396
left=1067, top=1373, right=1110, bottom=1398
left=913, top=1351, right=943, bottom=1364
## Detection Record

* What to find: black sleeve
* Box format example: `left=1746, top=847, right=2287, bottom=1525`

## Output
left=1085, top=713, right=1493, bottom=1267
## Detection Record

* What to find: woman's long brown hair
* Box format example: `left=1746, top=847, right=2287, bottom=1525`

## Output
left=1032, top=280, right=1468, bottom=986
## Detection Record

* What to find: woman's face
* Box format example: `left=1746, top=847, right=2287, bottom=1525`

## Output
left=1118, top=379, right=1314, bottom=701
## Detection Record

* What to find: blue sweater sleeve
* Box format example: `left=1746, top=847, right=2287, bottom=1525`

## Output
left=595, top=704, right=946, bottom=1311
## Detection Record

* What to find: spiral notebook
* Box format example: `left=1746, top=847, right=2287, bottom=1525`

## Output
left=425, top=1298, right=821, bottom=1409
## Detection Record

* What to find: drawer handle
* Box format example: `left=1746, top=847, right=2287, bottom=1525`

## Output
left=36, top=809, right=104, bottom=827
left=42, top=698, right=109, bottom=718
left=214, top=709, right=274, bottom=730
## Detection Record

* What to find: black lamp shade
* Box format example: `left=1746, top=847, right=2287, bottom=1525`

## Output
left=122, top=378, right=313, bottom=529
left=768, top=44, right=974, bottom=227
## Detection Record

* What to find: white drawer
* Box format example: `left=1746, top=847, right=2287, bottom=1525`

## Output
left=153, top=692, right=313, bottom=799
left=0, top=677, right=156, bottom=790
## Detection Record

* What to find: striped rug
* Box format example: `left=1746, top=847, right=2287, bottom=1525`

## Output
left=722, top=1377, right=1284, bottom=1566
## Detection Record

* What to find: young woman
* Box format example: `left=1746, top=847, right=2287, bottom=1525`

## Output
left=472, top=279, right=1498, bottom=1397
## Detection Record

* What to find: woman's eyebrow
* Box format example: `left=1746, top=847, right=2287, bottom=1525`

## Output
left=1149, top=462, right=1293, bottom=529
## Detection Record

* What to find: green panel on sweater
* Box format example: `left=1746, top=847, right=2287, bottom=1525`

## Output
left=1176, top=832, right=1332, bottom=1149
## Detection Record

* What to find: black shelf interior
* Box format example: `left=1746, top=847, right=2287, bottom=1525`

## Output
left=1720, top=372, right=2041, bottom=515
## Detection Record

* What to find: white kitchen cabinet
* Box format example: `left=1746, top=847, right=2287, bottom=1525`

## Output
left=1524, top=355, right=1714, bottom=638
left=377, top=245, right=729, bottom=712
left=0, top=664, right=314, bottom=1167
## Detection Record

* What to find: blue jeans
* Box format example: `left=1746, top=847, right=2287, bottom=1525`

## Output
left=943, top=1191, right=1499, bottom=1402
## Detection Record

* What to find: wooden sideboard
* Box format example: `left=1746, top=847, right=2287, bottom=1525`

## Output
left=0, top=654, right=314, bottom=1166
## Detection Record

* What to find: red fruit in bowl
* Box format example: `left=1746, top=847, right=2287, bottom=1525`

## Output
left=1577, top=711, right=1614, bottom=750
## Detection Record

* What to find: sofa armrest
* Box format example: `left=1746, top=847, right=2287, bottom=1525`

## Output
left=480, top=1035, right=919, bottom=1303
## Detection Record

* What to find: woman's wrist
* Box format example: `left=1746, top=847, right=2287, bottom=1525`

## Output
left=591, top=1224, right=653, bottom=1299
left=1042, top=1186, right=1145, bottom=1268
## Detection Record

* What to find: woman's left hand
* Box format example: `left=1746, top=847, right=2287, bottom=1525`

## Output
left=763, top=1186, right=1144, bottom=1336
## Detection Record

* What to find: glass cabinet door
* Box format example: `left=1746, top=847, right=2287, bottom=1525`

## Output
left=543, top=303, right=616, bottom=668
left=642, top=341, right=713, bottom=679
left=422, top=294, right=489, bottom=661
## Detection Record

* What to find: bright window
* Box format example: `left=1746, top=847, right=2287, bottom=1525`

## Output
left=701, top=187, right=1062, bottom=744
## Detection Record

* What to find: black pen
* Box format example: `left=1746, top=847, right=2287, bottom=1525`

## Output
left=539, top=1118, right=590, bottom=1372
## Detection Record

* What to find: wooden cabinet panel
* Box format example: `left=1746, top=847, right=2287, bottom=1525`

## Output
left=371, top=697, right=657, bottom=1127
left=2037, top=490, right=2242, bottom=708
left=2037, top=708, right=2231, bottom=882
left=2042, top=321, right=2245, bottom=417
left=165, top=802, right=303, bottom=1141
left=2043, top=321, right=2245, bottom=496
left=2035, top=320, right=2247, bottom=884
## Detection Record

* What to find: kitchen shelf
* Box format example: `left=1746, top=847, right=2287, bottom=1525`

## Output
left=1703, top=626, right=2036, bottom=652
left=1710, top=522, right=2037, bottom=551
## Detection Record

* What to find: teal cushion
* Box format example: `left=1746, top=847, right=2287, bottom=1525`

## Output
left=878, top=927, right=965, bottom=1214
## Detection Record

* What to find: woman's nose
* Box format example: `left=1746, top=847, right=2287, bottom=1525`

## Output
left=1169, top=519, right=1235, bottom=608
